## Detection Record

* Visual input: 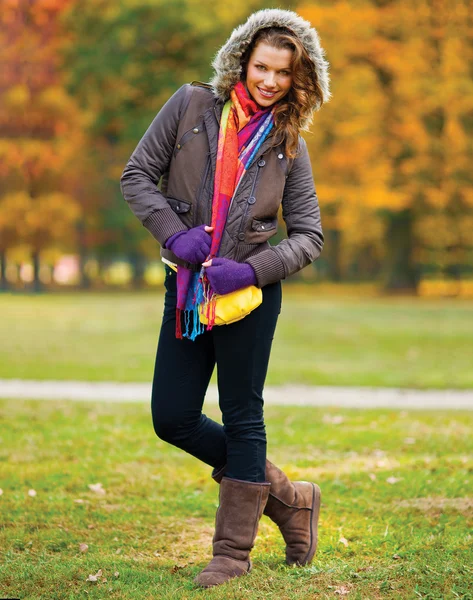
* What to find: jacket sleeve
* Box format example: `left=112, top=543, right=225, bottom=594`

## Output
left=246, top=137, right=324, bottom=288
left=120, top=84, right=191, bottom=245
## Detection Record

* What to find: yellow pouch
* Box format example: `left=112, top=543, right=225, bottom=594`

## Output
left=199, top=285, right=263, bottom=326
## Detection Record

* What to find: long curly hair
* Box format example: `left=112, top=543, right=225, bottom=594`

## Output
left=241, top=27, right=324, bottom=158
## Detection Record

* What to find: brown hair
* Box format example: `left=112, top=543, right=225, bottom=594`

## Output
left=241, top=27, right=324, bottom=158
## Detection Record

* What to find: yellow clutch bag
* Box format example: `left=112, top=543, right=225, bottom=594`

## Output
left=199, top=285, right=263, bottom=326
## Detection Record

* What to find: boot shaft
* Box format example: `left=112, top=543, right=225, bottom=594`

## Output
left=214, top=477, right=270, bottom=560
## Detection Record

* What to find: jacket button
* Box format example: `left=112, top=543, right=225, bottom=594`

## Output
left=177, top=144, right=181, bottom=149
left=258, top=159, right=266, bottom=167
left=238, top=232, right=245, bottom=241
left=248, top=196, right=256, bottom=204
left=193, top=127, right=199, bottom=133
left=278, top=153, right=284, bottom=159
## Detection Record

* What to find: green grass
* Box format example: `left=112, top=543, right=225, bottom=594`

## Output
left=1, top=399, right=472, bottom=599
left=1, top=289, right=473, bottom=388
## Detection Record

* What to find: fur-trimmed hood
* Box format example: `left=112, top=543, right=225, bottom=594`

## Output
left=210, top=9, right=330, bottom=117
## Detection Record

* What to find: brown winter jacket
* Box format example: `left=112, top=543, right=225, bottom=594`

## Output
left=120, top=9, right=330, bottom=288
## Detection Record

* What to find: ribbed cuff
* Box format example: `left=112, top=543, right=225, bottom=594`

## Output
left=143, top=208, right=187, bottom=246
left=246, top=249, right=286, bottom=288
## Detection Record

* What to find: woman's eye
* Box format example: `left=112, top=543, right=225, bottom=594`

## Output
left=256, top=65, right=266, bottom=71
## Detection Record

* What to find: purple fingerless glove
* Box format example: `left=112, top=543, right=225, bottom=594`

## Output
left=205, top=257, right=257, bottom=295
left=164, top=225, right=212, bottom=264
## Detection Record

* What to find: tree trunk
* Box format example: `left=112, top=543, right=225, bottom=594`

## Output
left=77, top=220, right=91, bottom=289
left=130, top=252, right=146, bottom=289
left=0, top=249, right=8, bottom=291
left=383, top=210, right=419, bottom=292
left=32, top=250, right=42, bottom=293
left=325, top=229, right=342, bottom=282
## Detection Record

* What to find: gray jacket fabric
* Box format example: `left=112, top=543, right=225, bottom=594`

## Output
left=120, top=9, right=329, bottom=287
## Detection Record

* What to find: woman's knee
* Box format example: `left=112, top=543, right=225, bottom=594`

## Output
left=223, top=418, right=266, bottom=442
left=152, top=408, right=200, bottom=444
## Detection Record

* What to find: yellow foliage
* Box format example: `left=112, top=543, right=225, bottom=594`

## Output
left=0, top=191, right=81, bottom=251
left=3, top=84, right=30, bottom=107
left=298, top=0, right=473, bottom=279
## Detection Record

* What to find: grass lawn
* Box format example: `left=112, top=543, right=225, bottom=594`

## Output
left=1, top=398, right=472, bottom=599
left=2, top=288, right=473, bottom=388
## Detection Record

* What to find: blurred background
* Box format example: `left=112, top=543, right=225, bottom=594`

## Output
left=1, top=0, right=472, bottom=296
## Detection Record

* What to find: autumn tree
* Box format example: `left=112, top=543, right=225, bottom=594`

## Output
left=0, top=0, right=85, bottom=290
left=299, top=0, right=473, bottom=290
left=61, top=0, right=297, bottom=285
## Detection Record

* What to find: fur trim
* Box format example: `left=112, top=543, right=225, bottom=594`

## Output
left=210, top=8, right=330, bottom=120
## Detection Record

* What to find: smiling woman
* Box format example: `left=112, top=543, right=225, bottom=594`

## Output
left=240, top=26, right=324, bottom=157
left=120, top=8, right=330, bottom=590
left=245, top=43, right=293, bottom=107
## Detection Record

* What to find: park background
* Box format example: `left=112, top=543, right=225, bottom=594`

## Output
left=1, top=0, right=472, bottom=295
left=1, top=1, right=473, bottom=599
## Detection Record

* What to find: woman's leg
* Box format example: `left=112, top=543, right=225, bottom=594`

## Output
left=151, top=267, right=227, bottom=467
left=212, top=281, right=282, bottom=482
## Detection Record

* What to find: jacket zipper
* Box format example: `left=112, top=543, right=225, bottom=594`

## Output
left=194, top=154, right=211, bottom=226
left=236, top=161, right=263, bottom=240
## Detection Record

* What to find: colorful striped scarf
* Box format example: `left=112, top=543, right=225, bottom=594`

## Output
left=175, top=81, right=275, bottom=340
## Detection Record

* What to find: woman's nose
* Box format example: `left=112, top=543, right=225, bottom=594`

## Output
left=263, top=72, right=277, bottom=88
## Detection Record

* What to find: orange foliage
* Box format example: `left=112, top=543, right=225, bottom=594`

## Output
left=299, top=0, right=473, bottom=277
left=0, top=0, right=85, bottom=255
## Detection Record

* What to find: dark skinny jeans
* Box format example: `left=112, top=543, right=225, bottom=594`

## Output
left=151, top=266, right=281, bottom=482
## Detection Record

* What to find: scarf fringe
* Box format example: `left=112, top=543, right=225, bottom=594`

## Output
left=175, top=307, right=183, bottom=339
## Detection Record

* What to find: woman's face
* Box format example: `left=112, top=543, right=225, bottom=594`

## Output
left=245, top=42, right=293, bottom=107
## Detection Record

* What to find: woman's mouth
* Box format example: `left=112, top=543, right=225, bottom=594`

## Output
left=257, top=87, right=277, bottom=98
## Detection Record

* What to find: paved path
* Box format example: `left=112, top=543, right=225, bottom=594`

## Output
left=1, top=379, right=472, bottom=409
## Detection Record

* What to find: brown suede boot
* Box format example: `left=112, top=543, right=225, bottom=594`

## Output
left=212, top=461, right=321, bottom=566
left=194, top=477, right=270, bottom=588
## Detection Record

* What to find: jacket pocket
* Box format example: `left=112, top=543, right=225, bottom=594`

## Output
left=174, top=121, right=204, bottom=156
left=251, top=217, right=278, bottom=233
left=167, top=197, right=191, bottom=214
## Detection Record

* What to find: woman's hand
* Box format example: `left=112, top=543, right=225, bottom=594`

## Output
left=165, top=225, right=213, bottom=264
left=203, top=257, right=257, bottom=295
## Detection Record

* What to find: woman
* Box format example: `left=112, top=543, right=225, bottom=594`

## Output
left=121, top=9, right=330, bottom=588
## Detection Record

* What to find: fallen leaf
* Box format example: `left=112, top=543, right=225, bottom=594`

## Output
left=74, top=499, right=84, bottom=504
left=0, top=488, right=3, bottom=495
left=339, top=537, right=349, bottom=547
left=386, top=476, right=402, bottom=485
left=87, top=569, right=103, bottom=581
left=79, top=543, right=89, bottom=553
left=392, top=554, right=402, bottom=560
left=28, top=489, right=37, bottom=497
left=87, top=524, right=94, bottom=529
left=113, top=537, right=119, bottom=541
left=116, top=548, right=122, bottom=555
left=369, top=473, right=377, bottom=481
left=153, top=551, right=161, bottom=557
left=170, top=565, right=183, bottom=574
left=335, top=585, right=350, bottom=595
left=88, top=483, right=106, bottom=495
left=114, top=572, right=119, bottom=578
